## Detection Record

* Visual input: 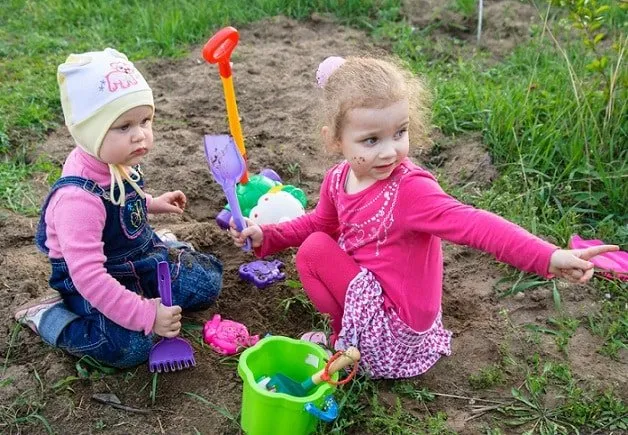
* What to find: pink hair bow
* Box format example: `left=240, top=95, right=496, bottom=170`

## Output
left=316, top=56, right=345, bottom=88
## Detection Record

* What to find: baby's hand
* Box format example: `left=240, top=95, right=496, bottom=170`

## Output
left=151, top=191, right=187, bottom=214
left=153, top=300, right=183, bottom=337
left=549, top=244, right=619, bottom=283
left=229, top=217, right=263, bottom=249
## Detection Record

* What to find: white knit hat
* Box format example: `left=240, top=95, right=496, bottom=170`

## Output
left=57, top=48, right=154, bottom=205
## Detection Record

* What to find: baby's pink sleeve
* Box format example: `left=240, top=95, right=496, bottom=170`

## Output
left=49, top=188, right=159, bottom=334
left=145, top=193, right=153, bottom=211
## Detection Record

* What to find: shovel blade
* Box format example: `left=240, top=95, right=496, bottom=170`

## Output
left=203, top=134, right=245, bottom=186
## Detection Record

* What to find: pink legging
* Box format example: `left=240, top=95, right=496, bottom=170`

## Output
left=295, top=232, right=361, bottom=335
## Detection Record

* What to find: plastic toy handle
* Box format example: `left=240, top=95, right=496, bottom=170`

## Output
left=157, top=261, right=173, bottom=307
left=202, top=26, right=239, bottom=78
left=201, top=26, right=249, bottom=184
left=312, top=346, right=360, bottom=386
left=224, top=184, right=252, bottom=251
left=304, top=396, right=338, bottom=423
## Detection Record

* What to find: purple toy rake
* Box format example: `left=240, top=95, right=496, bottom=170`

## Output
left=148, top=261, right=196, bottom=373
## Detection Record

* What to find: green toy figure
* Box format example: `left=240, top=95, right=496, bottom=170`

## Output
left=215, top=169, right=307, bottom=229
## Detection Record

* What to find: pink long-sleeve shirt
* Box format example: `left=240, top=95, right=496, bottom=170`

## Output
left=43, top=147, right=158, bottom=335
left=257, top=159, right=558, bottom=331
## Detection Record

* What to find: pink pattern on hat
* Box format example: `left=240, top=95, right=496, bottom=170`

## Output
left=105, top=61, right=139, bottom=92
left=316, top=56, right=345, bottom=88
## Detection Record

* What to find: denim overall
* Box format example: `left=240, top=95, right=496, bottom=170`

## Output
left=35, top=174, right=223, bottom=368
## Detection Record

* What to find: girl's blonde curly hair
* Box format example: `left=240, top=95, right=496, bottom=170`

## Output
left=318, top=56, right=432, bottom=152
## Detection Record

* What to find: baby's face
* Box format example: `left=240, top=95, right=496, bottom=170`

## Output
left=99, top=105, right=154, bottom=166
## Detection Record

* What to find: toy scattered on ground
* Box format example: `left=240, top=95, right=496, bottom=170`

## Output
left=258, top=346, right=360, bottom=397
left=249, top=189, right=305, bottom=225
left=238, top=336, right=360, bottom=434
left=202, top=26, right=307, bottom=231
left=215, top=173, right=307, bottom=229
left=203, top=314, right=260, bottom=355
left=148, top=262, right=196, bottom=372
left=569, top=234, right=628, bottom=281
left=239, top=259, right=286, bottom=289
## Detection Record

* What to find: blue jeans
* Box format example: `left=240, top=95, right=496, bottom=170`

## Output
left=41, top=248, right=222, bottom=368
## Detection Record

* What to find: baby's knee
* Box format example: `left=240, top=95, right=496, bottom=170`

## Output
left=64, top=332, right=154, bottom=369
left=174, top=251, right=223, bottom=309
left=113, top=334, right=155, bottom=368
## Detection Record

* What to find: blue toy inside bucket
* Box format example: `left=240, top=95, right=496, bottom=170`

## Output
left=237, top=336, right=339, bottom=435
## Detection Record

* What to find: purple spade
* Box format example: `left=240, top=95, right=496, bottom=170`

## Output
left=204, top=134, right=251, bottom=251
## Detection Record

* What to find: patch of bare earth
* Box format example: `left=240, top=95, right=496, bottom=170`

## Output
left=1, top=12, right=624, bottom=435
left=402, top=0, right=540, bottom=59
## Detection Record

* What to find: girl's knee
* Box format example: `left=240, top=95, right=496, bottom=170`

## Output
left=296, top=232, right=336, bottom=270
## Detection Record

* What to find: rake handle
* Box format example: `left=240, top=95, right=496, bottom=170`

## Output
left=310, top=347, right=360, bottom=386
left=157, top=261, right=173, bottom=306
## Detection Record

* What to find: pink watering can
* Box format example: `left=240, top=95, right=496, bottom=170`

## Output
left=203, top=314, right=260, bottom=355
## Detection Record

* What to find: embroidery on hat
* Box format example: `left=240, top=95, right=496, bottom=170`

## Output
left=104, top=61, right=139, bottom=93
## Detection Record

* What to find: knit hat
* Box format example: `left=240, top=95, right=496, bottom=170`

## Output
left=57, top=48, right=154, bottom=205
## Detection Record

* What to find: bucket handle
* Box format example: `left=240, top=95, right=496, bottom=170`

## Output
left=304, top=396, right=338, bottom=423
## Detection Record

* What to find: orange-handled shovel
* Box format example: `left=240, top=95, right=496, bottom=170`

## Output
left=202, top=26, right=249, bottom=184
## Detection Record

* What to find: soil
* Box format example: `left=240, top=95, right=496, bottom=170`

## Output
left=1, top=4, right=625, bottom=435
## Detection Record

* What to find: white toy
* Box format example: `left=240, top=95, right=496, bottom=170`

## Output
left=249, top=190, right=305, bottom=225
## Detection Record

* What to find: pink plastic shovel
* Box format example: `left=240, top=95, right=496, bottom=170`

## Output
left=148, top=261, right=196, bottom=373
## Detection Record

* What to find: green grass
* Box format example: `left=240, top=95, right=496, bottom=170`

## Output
left=587, top=276, right=628, bottom=359
left=0, top=371, right=54, bottom=434
left=497, top=358, right=627, bottom=434
left=0, top=0, right=395, bottom=212
left=469, top=364, right=506, bottom=390
left=375, top=0, right=627, bottom=246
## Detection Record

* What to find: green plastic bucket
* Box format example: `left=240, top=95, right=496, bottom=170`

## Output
left=237, top=336, right=339, bottom=435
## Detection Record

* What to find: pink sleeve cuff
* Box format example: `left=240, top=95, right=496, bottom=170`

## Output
left=142, top=298, right=160, bottom=335
left=145, top=193, right=153, bottom=212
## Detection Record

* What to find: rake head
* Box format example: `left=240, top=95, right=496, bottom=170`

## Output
left=148, top=337, right=196, bottom=373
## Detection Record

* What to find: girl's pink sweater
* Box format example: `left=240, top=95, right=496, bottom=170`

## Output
left=256, top=159, right=558, bottom=331
left=43, top=147, right=158, bottom=335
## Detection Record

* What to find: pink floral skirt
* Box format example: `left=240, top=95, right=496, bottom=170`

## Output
left=335, top=268, right=452, bottom=379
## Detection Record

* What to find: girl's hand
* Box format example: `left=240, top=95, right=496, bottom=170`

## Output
left=549, top=244, right=619, bottom=283
left=153, top=300, right=183, bottom=337
left=229, top=217, right=263, bottom=249
left=151, top=191, right=187, bottom=214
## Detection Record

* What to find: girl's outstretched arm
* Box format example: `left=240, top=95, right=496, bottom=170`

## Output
left=549, top=245, right=620, bottom=283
